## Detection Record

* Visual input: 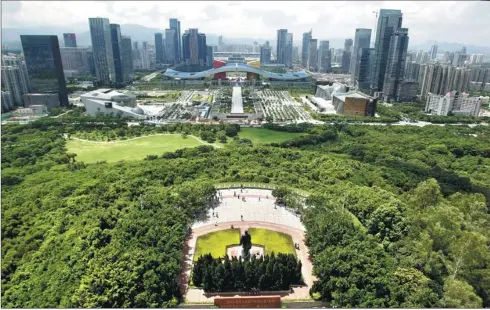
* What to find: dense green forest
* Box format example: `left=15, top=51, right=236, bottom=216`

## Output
left=1, top=118, right=490, bottom=308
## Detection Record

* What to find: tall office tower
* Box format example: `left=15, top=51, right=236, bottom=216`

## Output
left=132, top=41, right=141, bottom=69
left=20, top=35, right=68, bottom=106
left=371, top=9, right=403, bottom=93
left=344, top=38, right=353, bottom=52
left=442, top=51, right=451, bottom=64
left=165, top=29, right=176, bottom=63
left=284, top=33, right=293, bottom=67
left=60, top=47, right=92, bottom=75
left=110, top=24, right=124, bottom=84
left=318, top=41, right=331, bottom=73
left=260, top=41, right=271, bottom=64
left=430, top=43, right=438, bottom=60
left=355, top=48, right=375, bottom=89
left=461, top=46, right=467, bottom=54
left=140, top=41, right=150, bottom=70
left=63, top=33, right=77, bottom=47
left=276, top=29, right=288, bottom=65
left=154, top=33, right=164, bottom=64
left=206, top=45, right=213, bottom=66
left=307, top=39, right=318, bottom=71
left=342, top=51, right=351, bottom=73
left=218, top=35, right=224, bottom=47
left=89, top=17, right=115, bottom=84
left=252, top=41, right=260, bottom=53
left=350, top=29, right=372, bottom=80
left=121, top=36, right=133, bottom=83
left=169, top=18, right=181, bottom=62
left=382, top=28, right=409, bottom=101
left=292, top=46, right=299, bottom=62
left=182, top=29, right=207, bottom=65
left=302, top=30, right=312, bottom=67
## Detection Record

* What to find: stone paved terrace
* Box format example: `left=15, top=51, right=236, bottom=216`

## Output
left=192, top=188, right=305, bottom=231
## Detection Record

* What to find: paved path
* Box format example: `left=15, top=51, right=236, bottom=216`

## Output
left=181, top=189, right=315, bottom=303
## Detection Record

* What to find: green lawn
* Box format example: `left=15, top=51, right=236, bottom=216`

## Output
left=194, top=229, right=241, bottom=261
left=238, top=128, right=303, bottom=144
left=66, top=135, right=209, bottom=163
left=249, top=228, right=296, bottom=256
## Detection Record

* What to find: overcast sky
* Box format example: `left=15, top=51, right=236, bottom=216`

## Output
left=2, top=1, right=489, bottom=46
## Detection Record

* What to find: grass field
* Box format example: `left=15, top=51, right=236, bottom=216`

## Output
left=66, top=135, right=209, bottom=163
left=193, top=229, right=241, bottom=261
left=238, top=128, right=303, bottom=144
left=249, top=228, right=296, bottom=256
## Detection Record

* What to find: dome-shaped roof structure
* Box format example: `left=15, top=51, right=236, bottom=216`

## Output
left=131, top=107, right=144, bottom=115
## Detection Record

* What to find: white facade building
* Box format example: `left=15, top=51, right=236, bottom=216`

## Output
left=425, top=91, right=482, bottom=116
left=81, top=88, right=145, bottom=119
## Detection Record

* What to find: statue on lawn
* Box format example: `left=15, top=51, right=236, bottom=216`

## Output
left=240, top=230, right=252, bottom=257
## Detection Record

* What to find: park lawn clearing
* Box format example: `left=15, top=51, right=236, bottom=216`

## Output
left=66, top=135, right=211, bottom=163
left=238, top=128, right=303, bottom=144
left=193, top=229, right=241, bottom=261
left=248, top=228, right=296, bottom=256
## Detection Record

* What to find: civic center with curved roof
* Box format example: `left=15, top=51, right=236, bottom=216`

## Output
left=164, top=60, right=309, bottom=81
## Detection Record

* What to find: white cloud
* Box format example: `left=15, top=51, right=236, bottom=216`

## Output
left=1, top=1, right=489, bottom=46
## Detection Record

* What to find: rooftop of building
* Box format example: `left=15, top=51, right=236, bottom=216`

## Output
left=333, top=90, right=372, bottom=102
left=81, top=89, right=136, bottom=100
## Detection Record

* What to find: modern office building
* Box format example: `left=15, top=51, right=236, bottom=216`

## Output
left=169, top=18, right=181, bottom=62
left=344, top=39, right=353, bottom=52
left=371, top=9, right=403, bottom=93
left=430, top=43, right=438, bottom=60
left=425, top=91, right=482, bottom=116
left=276, top=29, right=288, bottom=65
left=89, top=17, right=115, bottom=84
left=318, top=40, right=331, bottom=73
left=342, top=51, right=351, bottom=73
left=182, top=29, right=207, bottom=66
left=260, top=41, right=272, bottom=64
left=206, top=45, right=214, bottom=67
left=121, top=36, right=134, bottom=83
left=350, top=29, right=371, bottom=81
left=397, top=81, right=418, bottom=102
left=20, top=35, right=68, bottom=107
left=307, top=39, right=318, bottom=71
left=355, top=48, right=375, bottom=89
left=60, top=47, right=92, bottom=76
left=382, top=28, right=409, bottom=102
left=140, top=41, right=150, bottom=70
left=110, top=24, right=124, bottom=84
left=284, top=33, right=293, bottom=68
left=302, top=30, right=312, bottom=67
left=165, top=29, right=177, bottom=63
left=63, top=33, right=77, bottom=47
left=154, top=33, right=165, bottom=64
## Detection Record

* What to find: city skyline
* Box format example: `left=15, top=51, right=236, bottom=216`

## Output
left=2, top=1, right=490, bottom=47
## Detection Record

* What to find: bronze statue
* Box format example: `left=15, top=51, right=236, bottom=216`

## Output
left=239, top=230, right=252, bottom=257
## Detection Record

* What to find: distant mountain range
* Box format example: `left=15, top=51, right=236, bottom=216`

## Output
left=3, top=24, right=490, bottom=55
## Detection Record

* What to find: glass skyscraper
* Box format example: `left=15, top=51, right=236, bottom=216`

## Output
left=371, top=9, right=403, bottom=93
left=276, top=29, right=288, bottom=65
left=63, top=33, right=77, bottom=48
left=155, top=33, right=164, bottom=64
left=350, top=29, right=372, bottom=83
left=89, top=17, right=115, bottom=84
left=169, top=18, right=181, bottom=63
left=20, top=35, right=68, bottom=107
left=110, top=24, right=123, bottom=84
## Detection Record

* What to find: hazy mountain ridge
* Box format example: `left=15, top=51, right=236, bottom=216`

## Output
left=2, top=24, right=490, bottom=54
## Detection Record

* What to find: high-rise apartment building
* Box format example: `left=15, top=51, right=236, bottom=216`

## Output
left=276, top=29, right=288, bottom=65
left=260, top=41, right=271, bottom=64
left=20, top=35, right=68, bottom=106
left=430, top=43, right=438, bottom=60
left=302, top=30, right=312, bottom=67
left=307, top=39, right=318, bottom=71
left=350, top=29, right=371, bottom=81
left=371, top=9, right=403, bottom=93
left=155, top=33, right=165, bottom=64
left=169, top=18, right=181, bottom=62
left=1, top=55, right=31, bottom=106
left=382, top=28, right=409, bottom=102
left=89, top=17, right=115, bottom=84
left=110, top=24, right=124, bottom=84
left=318, top=40, right=331, bottom=73
left=121, top=36, right=133, bottom=83
left=165, top=29, right=177, bottom=63
left=63, top=33, right=77, bottom=47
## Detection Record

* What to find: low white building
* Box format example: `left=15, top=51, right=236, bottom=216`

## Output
left=315, top=83, right=348, bottom=100
left=425, top=91, right=482, bottom=116
left=81, top=89, right=145, bottom=119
